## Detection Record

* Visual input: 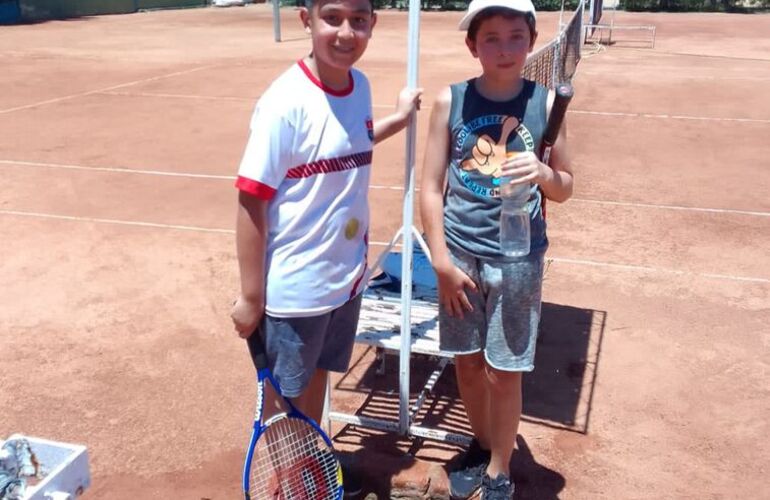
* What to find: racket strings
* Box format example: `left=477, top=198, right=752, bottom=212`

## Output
left=249, top=417, right=340, bottom=500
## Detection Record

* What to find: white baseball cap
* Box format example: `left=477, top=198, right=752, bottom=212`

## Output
left=458, top=0, right=537, bottom=31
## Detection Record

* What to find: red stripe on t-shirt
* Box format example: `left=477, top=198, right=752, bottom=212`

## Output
left=297, top=59, right=354, bottom=97
left=235, top=176, right=277, bottom=200
left=286, top=151, right=372, bottom=179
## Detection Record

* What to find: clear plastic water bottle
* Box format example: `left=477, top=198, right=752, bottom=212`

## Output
left=499, top=177, right=531, bottom=257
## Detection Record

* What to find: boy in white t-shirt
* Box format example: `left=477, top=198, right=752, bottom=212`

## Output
left=230, top=0, right=420, bottom=493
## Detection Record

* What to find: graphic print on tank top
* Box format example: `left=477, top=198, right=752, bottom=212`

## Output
left=455, top=114, right=535, bottom=198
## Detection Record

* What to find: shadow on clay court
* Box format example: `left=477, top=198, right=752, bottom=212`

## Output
left=9, top=15, right=98, bottom=25
left=331, top=300, right=606, bottom=497
left=523, top=302, right=607, bottom=435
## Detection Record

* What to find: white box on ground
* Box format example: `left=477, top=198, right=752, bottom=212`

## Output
left=4, top=435, right=90, bottom=500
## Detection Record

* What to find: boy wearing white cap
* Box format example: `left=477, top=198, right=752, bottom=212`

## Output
left=419, top=0, right=574, bottom=498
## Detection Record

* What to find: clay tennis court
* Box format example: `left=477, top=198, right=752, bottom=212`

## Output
left=1, top=3, right=768, bottom=499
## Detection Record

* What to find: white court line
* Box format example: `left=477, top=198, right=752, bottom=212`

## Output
left=2, top=209, right=768, bottom=284
left=0, top=160, right=405, bottom=188
left=579, top=71, right=770, bottom=82
left=15, top=83, right=766, bottom=123
left=639, top=50, right=770, bottom=63
left=0, top=210, right=233, bottom=234
left=569, top=109, right=770, bottom=124
left=570, top=198, right=770, bottom=218
left=549, top=257, right=769, bottom=284
left=369, top=190, right=770, bottom=217
left=95, top=88, right=418, bottom=110
left=100, top=90, right=253, bottom=102
left=0, top=65, right=217, bottom=115
left=3, top=159, right=769, bottom=217
left=0, top=159, right=234, bottom=180
left=96, top=89, right=420, bottom=110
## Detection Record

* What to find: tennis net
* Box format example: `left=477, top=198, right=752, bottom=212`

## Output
left=522, top=0, right=584, bottom=89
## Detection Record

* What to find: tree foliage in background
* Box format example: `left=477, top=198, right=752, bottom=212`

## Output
left=369, top=0, right=766, bottom=10
left=280, top=0, right=581, bottom=10
left=382, top=0, right=582, bottom=9
left=620, top=0, right=768, bottom=11
left=532, top=0, right=582, bottom=10
left=281, top=0, right=767, bottom=11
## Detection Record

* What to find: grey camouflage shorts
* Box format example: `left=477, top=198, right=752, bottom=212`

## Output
left=439, top=245, right=544, bottom=372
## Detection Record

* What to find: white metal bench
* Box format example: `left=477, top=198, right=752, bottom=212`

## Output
left=326, top=229, right=471, bottom=445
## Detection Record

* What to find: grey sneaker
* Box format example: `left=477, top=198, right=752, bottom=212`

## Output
left=480, top=473, right=514, bottom=500
left=449, top=439, right=491, bottom=499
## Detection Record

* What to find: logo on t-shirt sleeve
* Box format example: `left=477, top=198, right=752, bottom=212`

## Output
left=366, top=117, right=374, bottom=142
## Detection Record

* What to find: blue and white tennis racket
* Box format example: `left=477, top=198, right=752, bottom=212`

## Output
left=243, top=332, right=343, bottom=500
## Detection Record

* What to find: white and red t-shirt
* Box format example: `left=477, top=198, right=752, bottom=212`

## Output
left=236, top=61, right=374, bottom=318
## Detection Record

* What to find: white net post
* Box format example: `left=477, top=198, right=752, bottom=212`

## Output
left=272, top=0, right=281, bottom=42
left=397, top=0, right=421, bottom=435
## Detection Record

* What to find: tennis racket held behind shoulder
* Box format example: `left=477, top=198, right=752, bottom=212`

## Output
left=540, top=83, right=574, bottom=165
left=243, top=332, right=343, bottom=500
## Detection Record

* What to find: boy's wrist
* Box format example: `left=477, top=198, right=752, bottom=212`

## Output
left=431, top=253, right=453, bottom=273
left=539, top=161, right=555, bottom=186
left=240, top=291, right=264, bottom=305
left=392, top=110, right=410, bottom=127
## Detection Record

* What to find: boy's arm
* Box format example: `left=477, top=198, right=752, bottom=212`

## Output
left=372, top=87, right=423, bottom=145
left=231, top=191, right=268, bottom=339
left=419, top=87, right=477, bottom=318
left=539, top=88, right=573, bottom=202
left=525, top=119, right=573, bottom=203
left=419, top=87, right=452, bottom=271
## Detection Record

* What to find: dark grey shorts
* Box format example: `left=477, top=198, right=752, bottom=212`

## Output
left=439, top=245, right=544, bottom=372
left=251, top=293, right=362, bottom=398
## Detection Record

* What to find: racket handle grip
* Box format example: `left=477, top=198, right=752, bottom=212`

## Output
left=542, top=146, right=553, bottom=166
left=247, top=330, right=269, bottom=370
left=542, top=83, right=574, bottom=146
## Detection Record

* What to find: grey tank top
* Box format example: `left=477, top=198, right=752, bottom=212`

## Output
left=444, top=78, right=549, bottom=259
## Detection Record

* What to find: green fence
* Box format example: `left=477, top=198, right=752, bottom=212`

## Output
left=17, top=0, right=207, bottom=22
left=281, top=0, right=582, bottom=9
left=621, top=0, right=768, bottom=11
left=20, top=0, right=134, bottom=20
left=0, top=0, right=20, bottom=23
left=137, top=0, right=207, bottom=9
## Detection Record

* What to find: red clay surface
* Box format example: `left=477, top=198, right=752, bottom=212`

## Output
left=1, top=4, right=769, bottom=499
